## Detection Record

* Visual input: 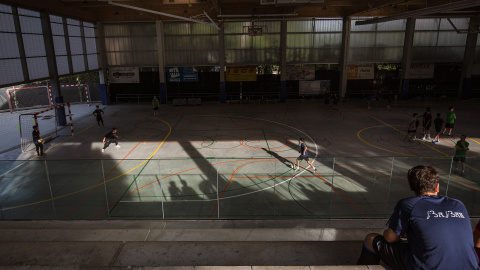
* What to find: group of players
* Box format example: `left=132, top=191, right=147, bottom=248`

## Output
left=31, top=99, right=469, bottom=178
left=405, top=105, right=469, bottom=176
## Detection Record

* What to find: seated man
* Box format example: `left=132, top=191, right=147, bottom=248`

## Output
left=357, top=165, right=478, bottom=270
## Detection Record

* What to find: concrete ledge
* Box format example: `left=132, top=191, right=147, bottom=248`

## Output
left=0, top=266, right=386, bottom=270
left=0, top=228, right=384, bottom=242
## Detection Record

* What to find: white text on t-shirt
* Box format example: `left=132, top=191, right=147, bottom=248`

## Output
left=426, top=210, right=465, bottom=219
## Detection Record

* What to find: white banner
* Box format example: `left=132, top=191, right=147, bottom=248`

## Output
left=299, top=80, right=330, bottom=95
left=109, top=67, right=140, bottom=83
left=285, top=65, right=315, bottom=80
left=409, top=63, right=434, bottom=79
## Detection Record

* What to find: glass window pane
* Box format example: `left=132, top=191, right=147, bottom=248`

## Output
left=0, top=33, right=20, bottom=58
left=0, top=59, right=24, bottom=85
left=27, top=57, right=49, bottom=79
left=0, top=13, right=15, bottom=32
left=19, top=16, right=42, bottom=34
left=22, top=34, right=46, bottom=57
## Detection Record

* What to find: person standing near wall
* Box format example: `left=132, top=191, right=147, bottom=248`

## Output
left=93, top=105, right=104, bottom=127
left=152, top=96, right=159, bottom=116
left=32, top=126, right=45, bottom=157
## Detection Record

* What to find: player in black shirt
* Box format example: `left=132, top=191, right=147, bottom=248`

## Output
left=102, top=128, right=119, bottom=152
left=93, top=105, right=104, bottom=127
left=32, top=126, right=45, bottom=156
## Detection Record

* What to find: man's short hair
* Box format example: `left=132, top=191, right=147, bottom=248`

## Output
left=407, top=165, right=439, bottom=194
left=413, top=113, right=417, bottom=117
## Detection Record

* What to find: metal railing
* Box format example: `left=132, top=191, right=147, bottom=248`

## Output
left=0, top=155, right=477, bottom=220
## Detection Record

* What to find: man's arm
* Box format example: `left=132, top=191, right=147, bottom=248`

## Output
left=383, top=227, right=401, bottom=243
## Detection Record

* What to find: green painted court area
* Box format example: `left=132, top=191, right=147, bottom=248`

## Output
left=0, top=99, right=479, bottom=220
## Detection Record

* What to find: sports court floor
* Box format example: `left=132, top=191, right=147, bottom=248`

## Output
left=0, top=98, right=479, bottom=220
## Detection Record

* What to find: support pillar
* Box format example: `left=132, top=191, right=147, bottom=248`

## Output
left=459, top=16, right=480, bottom=100
left=338, top=17, right=351, bottom=98
left=400, top=18, right=416, bottom=101
left=96, top=22, right=109, bottom=105
left=156, top=20, right=167, bottom=104
left=40, top=11, right=61, bottom=102
left=219, top=24, right=226, bottom=104
left=280, top=19, right=287, bottom=103
left=12, top=7, right=29, bottom=82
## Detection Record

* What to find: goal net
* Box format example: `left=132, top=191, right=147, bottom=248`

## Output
left=19, top=103, right=74, bottom=153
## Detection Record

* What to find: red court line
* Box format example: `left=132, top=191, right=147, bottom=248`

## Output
left=282, top=105, right=289, bottom=123
left=221, top=108, right=237, bottom=125
left=208, top=160, right=260, bottom=218
left=209, top=160, right=369, bottom=218
left=239, top=133, right=292, bottom=151
left=347, top=111, right=479, bottom=192
left=92, top=158, right=372, bottom=219
left=64, top=119, right=166, bottom=219
left=92, top=159, right=250, bottom=219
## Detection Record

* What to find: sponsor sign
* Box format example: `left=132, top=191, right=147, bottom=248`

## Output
left=285, top=65, right=315, bottom=80
left=347, top=64, right=375, bottom=80
left=299, top=80, right=331, bottom=95
left=226, top=66, right=257, bottom=82
left=409, top=63, right=434, bottom=79
left=109, top=67, right=139, bottom=83
left=167, top=67, right=199, bottom=82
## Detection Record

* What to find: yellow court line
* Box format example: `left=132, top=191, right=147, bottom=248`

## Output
left=2, top=117, right=172, bottom=211
left=359, top=111, right=450, bottom=157
left=45, top=110, right=120, bottom=152
left=359, top=111, right=480, bottom=175
left=469, top=138, right=480, bottom=145
left=357, top=125, right=416, bottom=157
left=1, top=110, right=121, bottom=178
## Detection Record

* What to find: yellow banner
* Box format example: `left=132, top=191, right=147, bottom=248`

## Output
left=226, top=66, right=257, bottom=82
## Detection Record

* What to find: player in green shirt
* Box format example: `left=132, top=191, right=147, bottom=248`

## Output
left=442, top=106, right=456, bottom=136
left=152, top=96, right=159, bottom=116
left=453, top=135, right=469, bottom=176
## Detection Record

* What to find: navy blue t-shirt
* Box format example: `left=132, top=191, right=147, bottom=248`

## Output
left=387, top=195, right=478, bottom=270
left=300, top=142, right=308, bottom=157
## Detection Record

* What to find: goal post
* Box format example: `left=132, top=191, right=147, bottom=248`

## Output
left=19, top=103, right=74, bottom=153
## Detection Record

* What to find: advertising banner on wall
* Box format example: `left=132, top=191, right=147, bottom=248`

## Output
left=109, top=67, right=140, bottom=83
left=299, top=80, right=331, bottom=95
left=408, top=63, right=434, bottom=79
left=285, top=65, right=315, bottom=80
left=226, top=66, right=257, bottom=82
left=347, top=64, right=375, bottom=79
left=167, top=67, right=199, bottom=82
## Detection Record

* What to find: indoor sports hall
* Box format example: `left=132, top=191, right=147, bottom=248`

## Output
left=0, top=99, right=478, bottom=221
left=1, top=0, right=480, bottom=267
